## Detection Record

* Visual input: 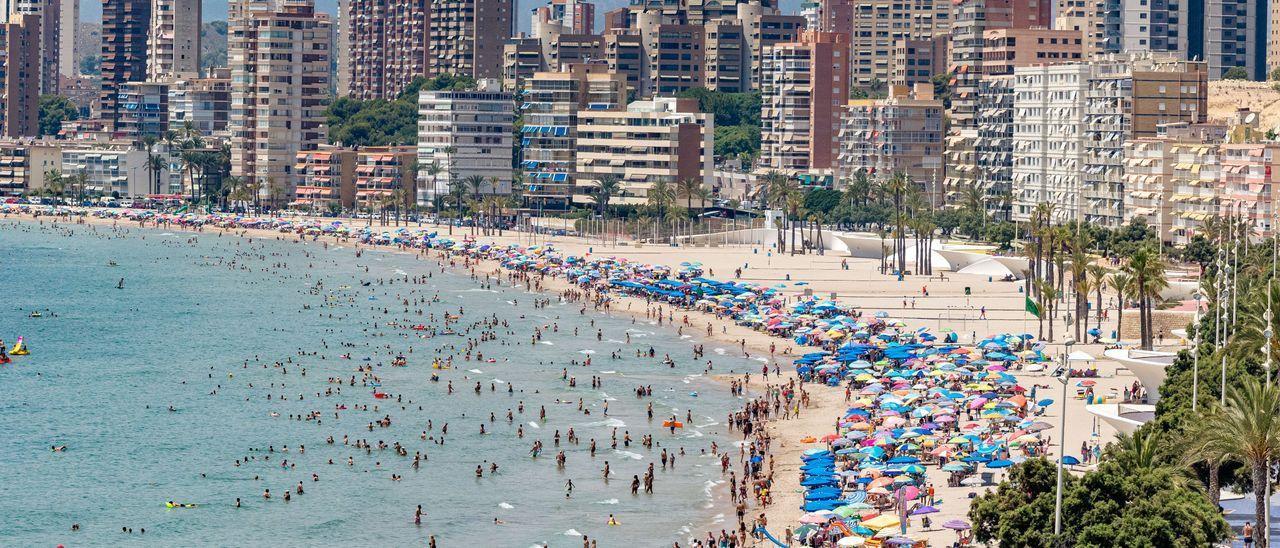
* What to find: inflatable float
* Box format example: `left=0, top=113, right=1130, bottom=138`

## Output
left=662, top=420, right=684, bottom=428
left=10, top=337, right=29, bottom=355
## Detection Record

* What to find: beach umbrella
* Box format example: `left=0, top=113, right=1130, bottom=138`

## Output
left=959, top=477, right=985, bottom=486
left=986, top=459, right=1014, bottom=469
left=861, top=514, right=901, bottom=531
left=911, top=505, right=939, bottom=516
left=943, top=519, right=972, bottom=531
left=1060, top=455, right=1081, bottom=465
left=800, top=511, right=839, bottom=524
left=836, top=536, right=868, bottom=547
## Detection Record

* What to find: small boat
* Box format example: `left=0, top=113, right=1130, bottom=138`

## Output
left=392, top=355, right=408, bottom=366
left=107, top=260, right=118, bottom=267
left=28, top=311, right=42, bottom=318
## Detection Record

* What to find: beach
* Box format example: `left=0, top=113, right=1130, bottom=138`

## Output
left=0, top=208, right=1178, bottom=546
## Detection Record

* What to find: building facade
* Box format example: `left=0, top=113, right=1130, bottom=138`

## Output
left=228, top=0, right=332, bottom=203
left=99, top=0, right=151, bottom=131
left=1011, top=63, right=1091, bottom=223
left=115, top=80, right=170, bottom=141
left=815, top=0, right=951, bottom=88
left=346, top=0, right=427, bottom=100
left=838, top=84, right=945, bottom=203
left=426, top=0, right=514, bottom=80
left=0, top=14, right=39, bottom=137
left=519, top=64, right=627, bottom=209
left=146, top=0, right=201, bottom=80
left=575, top=97, right=713, bottom=205
left=416, top=79, right=515, bottom=204
left=168, top=73, right=232, bottom=138
left=294, top=146, right=356, bottom=211
left=759, top=31, right=850, bottom=177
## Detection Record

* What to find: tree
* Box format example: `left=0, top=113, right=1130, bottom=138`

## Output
left=1125, top=246, right=1169, bottom=349
left=971, top=456, right=1229, bottom=547
left=589, top=175, right=620, bottom=219
left=1109, top=272, right=1134, bottom=342
left=1187, top=378, right=1280, bottom=548
left=676, top=178, right=702, bottom=219
left=79, top=55, right=100, bottom=75
left=38, top=95, right=79, bottom=137
left=1223, top=66, right=1251, bottom=80
left=647, top=180, right=675, bottom=220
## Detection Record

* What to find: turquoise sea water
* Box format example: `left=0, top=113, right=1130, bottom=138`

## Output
left=0, top=219, right=758, bottom=546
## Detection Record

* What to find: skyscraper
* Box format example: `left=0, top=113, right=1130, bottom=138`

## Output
left=427, top=0, right=514, bottom=79
left=12, top=0, right=63, bottom=93
left=346, top=0, right=427, bottom=100
left=228, top=0, right=332, bottom=203
left=100, top=0, right=151, bottom=131
left=147, top=0, right=202, bottom=80
left=0, top=13, right=40, bottom=136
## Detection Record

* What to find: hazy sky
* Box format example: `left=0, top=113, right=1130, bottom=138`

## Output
left=81, top=0, right=800, bottom=34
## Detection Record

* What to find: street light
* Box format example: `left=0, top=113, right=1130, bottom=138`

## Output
left=1054, top=337, right=1076, bottom=537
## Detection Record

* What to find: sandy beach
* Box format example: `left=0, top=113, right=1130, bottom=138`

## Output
left=4, top=209, right=1184, bottom=546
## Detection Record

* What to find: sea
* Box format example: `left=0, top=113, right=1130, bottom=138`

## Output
left=0, top=219, right=763, bottom=546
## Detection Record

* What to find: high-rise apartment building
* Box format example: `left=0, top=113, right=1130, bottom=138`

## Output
left=890, top=36, right=948, bottom=87
left=100, top=0, right=151, bottom=132
left=0, top=14, right=39, bottom=137
left=950, top=0, right=1052, bottom=129
left=1118, top=0, right=1184, bottom=56
left=228, top=0, right=332, bottom=204
left=58, top=0, right=77, bottom=79
left=1054, top=0, right=1118, bottom=56
left=1202, top=0, right=1264, bottom=79
left=814, top=0, right=951, bottom=87
left=116, top=80, right=170, bottom=140
left=759, top=31, right=850, bottom=177
left=1082, top=55, right=1207, bottom=226
left=532, top=0, right=595, bottom=38
left=947, top=0, right=1051, bottom=205
left=427, top=0, right=514, bottom=80
left=519, top=64, right=626, bottom=210
left=576, top=97, right=713, bottom=205
left=10, top=0, right=63, bottom=93
left=1011, top=63, right=1091, bottom=223
left=147, top=0, right=201, bottom=80
left=838, top=84, right=945, bottom=203
left=169, top=73, right=232, bottom=138
left=346, top=0, right=427, bottom=100
left=416, top=79, right=515, bottom=204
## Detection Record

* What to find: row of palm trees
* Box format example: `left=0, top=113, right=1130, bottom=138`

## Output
left=1022, top=203, right=1168, bottom=348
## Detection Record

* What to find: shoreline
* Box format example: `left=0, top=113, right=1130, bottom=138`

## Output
left=5, top=210, right=822, bottom=545
left=3, top=208, right=1163, bottom=546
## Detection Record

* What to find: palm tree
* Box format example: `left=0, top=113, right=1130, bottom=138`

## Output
left=1109, top=272, right=1134, bottom=342
left=1035, top=278, right=1060, bottom=341
left=423, top=161, right=442, bottom=218
left=648, top=180, right=675, bottom=221
left=43, top=169, right=64, bottom=201
left=1126, top=246, right=1169, bottom=349
left=1187, top=378, right=1280, bottom=548
left=140, top=135, right=158, bottom=195
left=885, top=172, right=912, bottom=272
left=446, top=177, right=466, bottom=235
left=676, top=178, right=702, bottom=219
left=785, top=190, right=804, bottom=255
left=589, top=175, right=620, bottom=219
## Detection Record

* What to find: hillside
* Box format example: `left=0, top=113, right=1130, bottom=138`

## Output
left=1208, top=80, right=1280, bottom=131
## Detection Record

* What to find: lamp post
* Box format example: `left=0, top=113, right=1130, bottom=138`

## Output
left=1054, top=338, right=1076, bottom=537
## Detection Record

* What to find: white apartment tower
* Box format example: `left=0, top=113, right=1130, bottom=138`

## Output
left=147, top=0, right=202, bottom=80
left=416, top=79, right=516, bottom=205
left=1011, top=63, right=1091, bottom=224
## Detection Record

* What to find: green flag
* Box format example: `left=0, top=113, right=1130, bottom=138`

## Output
left=1025, top=296, right=1041, bottom=318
